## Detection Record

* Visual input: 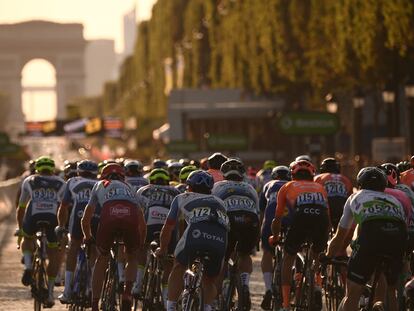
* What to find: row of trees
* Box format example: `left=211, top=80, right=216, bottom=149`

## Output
left=72, top=0, right=414, bottom=154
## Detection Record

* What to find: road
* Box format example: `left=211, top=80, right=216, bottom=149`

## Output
left=0, top=210, right=266, bottom=311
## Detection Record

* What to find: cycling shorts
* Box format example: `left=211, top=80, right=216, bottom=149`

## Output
left=175, top=222, right=227, bottom=277
left=261, top=205, right=291, bottom=252
left=95, top=201, right=142, bottom=255
left=226, top=211, right=259, bottom=258
left=68, top=203, right=87, bottom=240
left=22, top=212, right=58, bottom=244
left=348, top=219, right=407, bottom=286
left=284, top=206, right=329, bottom=256
left=327, top=196, right=347, bottom=231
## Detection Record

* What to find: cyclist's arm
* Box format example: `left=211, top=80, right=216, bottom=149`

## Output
left=17, top=178, right=30, bottom=229
left=81, top=203, right=95, bottom=241
left=57, top=184, right=73, bottom=227
left=326, top=198, right=353, bottom=257
left=137, top=204, right=146, bottom=248
left=159, top=196, right=180, bottom=253
left=271, top=184, right=288, bottom=237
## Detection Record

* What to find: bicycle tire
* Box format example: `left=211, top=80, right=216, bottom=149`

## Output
left=271, top=247, right=283, bottom=311
left=33, top=256, right=48, bottom=311
left=223, top=277, right=237, bottom=311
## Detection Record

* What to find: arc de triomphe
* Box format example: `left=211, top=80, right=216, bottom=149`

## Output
left=0, top=21, right=86, bottom=134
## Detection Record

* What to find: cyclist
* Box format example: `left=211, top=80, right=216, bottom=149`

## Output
left=132, top=168, right=180, bottom=307
left=124, top=159, right=148, bottom=192
left=260, top=165, right=291, bottom=310
left=81, top=163, right=146, bottom=311
left=175, top=165, right=197, bottom=193
left=256, top=160, right=277, bottom=194
left=179, top=158, right=191, bottom=167
left=212, top=158, right=260, bottom=309
left=156, top=170, right=229, bottom=311
left=314, top=157, right=353, bottom=231
left=401, top=156, right=414, bottom=190
left=271, top=159, right=330, bottom=311
left=168, top=162, right=183, bottom=186
left=397, top=161, right=411, bottom=174
left=55, top=160, right=98, bottom=304
left=17, top=156, right=66, bottom=307
left=207, top=152, right=228, bottom=183
left=326, top=167, right=409, bottom=311
left=63, top=160, right=78, bottom=181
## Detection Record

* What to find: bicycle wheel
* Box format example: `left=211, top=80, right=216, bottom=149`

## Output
left=294, top=255, right=314, bottom=311
left=271, top=247, right=283, bottom=311
left=101, top=263, right=118, bottom=311
left=32, top=257, right=48, bottom=311
left=182, top=288, right=203, bottom=311
left=223, top=276, right=237, bottom=311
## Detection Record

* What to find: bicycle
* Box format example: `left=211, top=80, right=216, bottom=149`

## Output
left=135, top=240, right=167, bottom=311
left=292, top=242, right=319, bottom=311
left=68, top=244, right=91, bottom=311
left=178, top=251, right=210, bottom=311
left=320, top=257, right=347, bottom=311
left=270, top=236, right=284, bottom=311
left=31, top=221, right=51, bottom=310
left=101, top=236, right=122, bottom=311
left=221, top=243, right=250, bottom=311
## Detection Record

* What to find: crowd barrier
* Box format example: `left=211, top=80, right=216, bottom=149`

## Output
left=0, top=177, right=21, bottom=223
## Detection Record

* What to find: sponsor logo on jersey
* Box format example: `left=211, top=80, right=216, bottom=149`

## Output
left=192, top=229, right=224, bottom=243
left=110, top=206, right=131, bottom=217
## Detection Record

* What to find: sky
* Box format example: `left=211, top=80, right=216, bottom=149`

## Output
left=0, top=0, right=157, bottom=121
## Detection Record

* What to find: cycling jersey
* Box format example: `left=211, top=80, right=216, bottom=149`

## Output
left=256, top=168, right=273, bottom=193
left=63, top=176, right=97, bottom=240
left=276, top=180, right=330, bottom=255
left=125, top=176, right=148, bottom=193
left=88, top=180, right=144, bottom=254
left=19, top=174, right=66, bottom=243
left=339, top=190, right=408, bottom=229
left=314, top=173, right=352, bottom=230
left=167, top=192, right=229, bottom=276
left=339, top=189, right=408, bottom=286
left=175, top=183, right=187, bottom=193
left=401, top=169, right=414, bottom=190
left=213, top=180, right=259, bottom=256
left=260, top=180, right=289, bottom=251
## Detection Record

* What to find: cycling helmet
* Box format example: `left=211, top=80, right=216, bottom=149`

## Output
left=295, top=155, right=312, bottom=163
left=35, top=156, right=55, bottom=173
left=263, top=160, right=277, bottom=170
left=186, top=170, right=214, bottom=194
left=168, top=162, right=183, bottom=179
left=179, top=158, right=191, bottom=166
left=148, top=168, right=170, bottom=184
left=379, top=163, right=399, bottom=187
left=397, top=161, right=411, bottom=173
left=29, top=159, right=36, bottom=175
left=200, top=157, right=209, bottom=170
left=271, top=166, right=291, bottom=181
left=290, top=160, right=316, bottom=179
left=220, top=158, right=245, bottom=180
left=190, top=159, right=200, bottom=168
left=320, top=158, right=340, bottom=174
left=207, top=153, right=228, bottom=169
left=153, top=159, right=167, bottom=169
left=179, top=165, right=197, bottom=182
left=115, top=157, right=125, bottom=166
left=77, top=160, right=98, bottom=175
left=124, top=160, right=144, bottom=176
left=411, top=156, right=414, bottom=168
left=63, top=160, right=77, bottom=178
left=101, top=163, right=125, bottom=180
left=357, top=167, right=387, bottom=191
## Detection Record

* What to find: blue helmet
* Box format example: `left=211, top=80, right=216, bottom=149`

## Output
left=186, top=170, right=214, bottom=194
left=77, top=160, right=98, bottom=175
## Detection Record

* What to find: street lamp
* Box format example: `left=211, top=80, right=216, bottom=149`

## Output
left=352, top=89, right=365, bottom=167
left=382, top=83, right=396, bottom=137
left=405, top=77, right=414, bottom=154
left=325, top=93, right=338, bottom=113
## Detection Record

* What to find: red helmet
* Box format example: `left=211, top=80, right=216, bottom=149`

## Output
left=290, top=160, right=316, bottom=177
left=101, top=163, right=125, bottom=180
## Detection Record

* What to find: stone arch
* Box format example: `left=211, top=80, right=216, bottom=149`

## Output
left=0, top=20, right=86, bottom=134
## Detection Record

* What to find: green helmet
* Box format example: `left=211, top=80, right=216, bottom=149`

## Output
left=179, top=165, right=197, bottom=182
left=35, top=156, right=55, bottom=173
left=149, top=168, right=170, bottom=183
left=263, top=160, right=276, bottom=170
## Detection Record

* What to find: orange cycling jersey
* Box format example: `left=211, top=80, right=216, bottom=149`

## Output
left=401, top=169, right=414, bottom=190
left=314, top=173, right=353, bottom=198
left=275, top=180, right=330, bottom=219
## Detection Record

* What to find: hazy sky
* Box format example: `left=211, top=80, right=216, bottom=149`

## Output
left=0, top=0, right=157, bottom=121
left=0, top=0, right=157, bottom=52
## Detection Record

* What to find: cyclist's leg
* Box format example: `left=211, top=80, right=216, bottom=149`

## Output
left=61, top=237, right=81, bottom=300
left=261, top=205, right=275, bottom=296
left=44, top=213, right=60, bottom=305
left=339, top=279, right=365, bottom=311
left=21, top=210, right=36, bottom=285
left=91, top=253, right=110, bottom=310
left=167, top=260, right=186, bottom=310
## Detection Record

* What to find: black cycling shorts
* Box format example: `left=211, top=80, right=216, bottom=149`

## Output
left=226, top=211, right=259, bottom=258
left=175, top=222, right=227, bottom=277
left=284, top=207, right=329, bottom=256
left=347, top=220, right=407, bottom=286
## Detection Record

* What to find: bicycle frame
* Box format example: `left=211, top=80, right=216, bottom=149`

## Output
left=180, top=256, right=206, bottom=311
left=69, top=244, right=91, bottom=310
left=101, top=239, right=121, bottom=311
